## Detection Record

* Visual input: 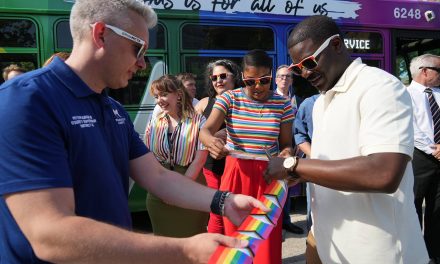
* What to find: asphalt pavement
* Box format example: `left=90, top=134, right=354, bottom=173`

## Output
left=282, top=196, right=307, bottom=264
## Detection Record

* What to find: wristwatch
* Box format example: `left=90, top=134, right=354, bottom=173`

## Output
left=283, top=156, right=299, bottom=179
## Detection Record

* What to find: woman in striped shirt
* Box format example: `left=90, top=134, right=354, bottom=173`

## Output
left=200, top=50, right=295, bottom=264
left=144, top=74, right=208, bottom=237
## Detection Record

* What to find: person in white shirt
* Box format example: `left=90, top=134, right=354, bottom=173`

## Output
left=264, top=15, right=429, bottom=264
left=406, top=53, right=440, bottom=263
left=152, top=72, right=199, bottom=118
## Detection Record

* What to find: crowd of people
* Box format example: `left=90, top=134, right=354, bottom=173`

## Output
left=0, top=0, right=438, bottom=263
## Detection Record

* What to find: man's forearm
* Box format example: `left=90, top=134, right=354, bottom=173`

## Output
left=33, top=216, right=190, bottom=264
left=131, top=154, right=215, bottom=213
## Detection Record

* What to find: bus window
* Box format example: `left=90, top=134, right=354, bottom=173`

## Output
left=182, top=24, right=274, bottom=51
left=55, top=20, right=73, bottom=50
left=147, top=23, right=165, bottom=50
left=394, top=31, right=440, bottom=85
left=108, top=56, right=166, bottom=114
left=183, top=55, right=243, bottom=98
left=0, top=18, right=37, bottom=47
left=0, top=53, right=37, bottom=83
left=0, top=18, right=38, bottom=84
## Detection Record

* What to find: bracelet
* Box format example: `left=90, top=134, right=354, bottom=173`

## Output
left=210, top=191, right=231, bottom=216
left=220, top=192, right=231, bottom=216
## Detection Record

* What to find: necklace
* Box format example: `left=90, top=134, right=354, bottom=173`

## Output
left=257, top=104, right=265, bottom=117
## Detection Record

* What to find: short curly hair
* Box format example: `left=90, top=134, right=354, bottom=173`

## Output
left=204, top=59, right=241, bottom=98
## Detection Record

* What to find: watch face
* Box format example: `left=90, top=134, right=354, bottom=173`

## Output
left=283, top=157, right=295, bottom=169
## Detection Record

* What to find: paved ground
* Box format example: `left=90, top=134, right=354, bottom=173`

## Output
left=282, top=197, right=307, bottom=264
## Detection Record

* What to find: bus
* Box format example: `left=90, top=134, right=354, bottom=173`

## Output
left=1, top=0, right=439, bottom=222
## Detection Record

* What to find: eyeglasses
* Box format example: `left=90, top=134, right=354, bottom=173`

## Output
left=90, top=23, right=147, bottom=60
left=288, top=34, right=339, bottom=76
left=419, top=66, right=440, bottom=73
left=242, top=75, right=272, bottom=86
left=276, top=74, right=292, bottom=79
left=210, top=73, right=233, bottom=82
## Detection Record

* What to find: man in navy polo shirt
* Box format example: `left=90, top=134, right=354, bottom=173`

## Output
left=0, top=0, right=267, bottom=263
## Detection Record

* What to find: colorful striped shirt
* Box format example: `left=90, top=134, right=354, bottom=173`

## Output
left=144, top=112, right=206, bottom=167
left=214, top=88, right=294, bottom=157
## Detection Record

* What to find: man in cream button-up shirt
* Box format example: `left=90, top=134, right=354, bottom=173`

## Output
left=265, top=15, right=428, bottom=264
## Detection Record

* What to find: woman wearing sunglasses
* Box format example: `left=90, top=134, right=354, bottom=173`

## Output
left=144, top=75, right=208, bottom=238
left=195, top=59, right=242, bottom=234
left=200, top=50, right=295, bottom=264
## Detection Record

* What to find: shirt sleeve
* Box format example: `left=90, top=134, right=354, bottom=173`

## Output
left=359, top=72, right=414, bottom=157
left=294, top=102, right=311, bottom=145
left=0, top=84, right=72, bottom=195
left=213, top=90, right=232, bottom=115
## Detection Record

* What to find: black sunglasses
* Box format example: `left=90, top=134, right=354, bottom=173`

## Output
left=242, top=76, right=272, bottom=86
left=419, top=66, right=440, bottom=73
left=210, top=73, right=232, bottom=82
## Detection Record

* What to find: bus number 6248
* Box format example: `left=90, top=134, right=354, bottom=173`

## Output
left=394, top=7, right=421, bottom=19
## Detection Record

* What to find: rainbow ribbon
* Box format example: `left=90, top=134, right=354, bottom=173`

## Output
left=250, top=194, right=282, bottom=225
left=209, top=180, right=288, bottom=264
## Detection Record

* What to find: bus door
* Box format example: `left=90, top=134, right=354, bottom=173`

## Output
left=393, top=29, right=440, bottom=85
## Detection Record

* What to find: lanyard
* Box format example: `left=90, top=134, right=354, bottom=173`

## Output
left=166, top=115, right=180, bottom=170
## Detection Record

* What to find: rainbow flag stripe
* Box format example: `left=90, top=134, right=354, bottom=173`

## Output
left=234, top=232, right=264, bottom=256
left=250, top=195, right=282, bottom=225
left=238, top=215, right=274, bottom=239
left=209, top=246, right=253, bottom=264
left=209, top=179, right=288, bottom=264
left=264, top=180, right=288, bottom=206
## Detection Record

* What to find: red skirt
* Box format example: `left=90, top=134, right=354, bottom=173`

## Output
left=220, top=156, right=282, bottom=264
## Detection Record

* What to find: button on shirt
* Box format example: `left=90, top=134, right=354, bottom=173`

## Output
left=407, top=80, right=440, bottom=154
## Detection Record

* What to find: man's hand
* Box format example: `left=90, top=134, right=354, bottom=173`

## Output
left=206, top=137, right=229, bottom=159
left=432, top=144, right=440, bottom=160
left=214, top=128, right=227, bottom=142
left=223, top=194, right=269, bottom=226
left=183, top=233, right=248, bottom=264
left=263, top=156, right=289, bottom=183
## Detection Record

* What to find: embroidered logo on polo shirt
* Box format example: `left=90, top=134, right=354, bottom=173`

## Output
left=71, top=115, right=97, bottom=128
left=113, top=109, right=126, bottom=125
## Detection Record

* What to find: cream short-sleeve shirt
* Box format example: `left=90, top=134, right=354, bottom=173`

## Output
left=310, top=58, right=428, bottom=264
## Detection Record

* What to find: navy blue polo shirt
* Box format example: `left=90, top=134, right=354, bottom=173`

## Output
left=0, top=57, right=148, bottom=263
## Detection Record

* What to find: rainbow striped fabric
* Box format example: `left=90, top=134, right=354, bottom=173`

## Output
left=214, top=88, right=294, bottom=157
left=250, top=195, right=282, bottom=225
left=265, top=179, right=288, bottom=206
left=209, top=246, right=253, bottom=264
left=144, top=112, right=206, bottom=166
left=209, top=180, right=288, bottom=264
